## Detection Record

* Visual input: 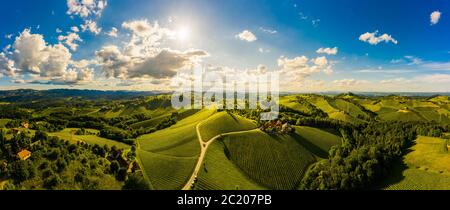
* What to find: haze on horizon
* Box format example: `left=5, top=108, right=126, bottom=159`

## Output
left=0, top=0, right=449, bottom=92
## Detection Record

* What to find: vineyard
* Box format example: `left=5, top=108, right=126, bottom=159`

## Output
left=137, top=149, right=198, bottom=190
left=194, top=141, right=266, bottom=190
left=198, top=112, right=257, bottom=142
left=381, top=136, right=450, bottom=190
left=220, top=130, right=316, bottom=190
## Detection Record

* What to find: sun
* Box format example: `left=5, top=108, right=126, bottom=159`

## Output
left=176, top=26, right=191, bottom=42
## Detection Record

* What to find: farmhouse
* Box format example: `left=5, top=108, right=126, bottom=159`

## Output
left=22, top=122, right=29, bottom=129
left=17, top=150, right=31, bottom=160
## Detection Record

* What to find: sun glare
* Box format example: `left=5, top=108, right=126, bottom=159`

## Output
left=176, top=26, right=190, bottom=42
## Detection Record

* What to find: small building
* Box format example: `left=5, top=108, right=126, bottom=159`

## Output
left=17, top=150, right=31, bottom=160
left=22, top=122, right=29, bottom=129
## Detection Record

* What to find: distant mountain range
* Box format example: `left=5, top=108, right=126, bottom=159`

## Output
left=0, top=89, right=170, bottom=102
left=0, top=89, right=449, bottom=102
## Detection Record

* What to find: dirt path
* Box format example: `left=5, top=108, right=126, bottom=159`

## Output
left=182, top=122, right=259, bottom=190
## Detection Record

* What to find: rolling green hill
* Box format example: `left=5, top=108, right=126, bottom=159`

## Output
left=49, top=128, right=130, bottom=149
left=136, top=109, right=216, bottom=189
left=196, top=130, right=317, bottom=190
left=198, top=111, right=258, bottom=142
left=381, top=136, right=450, bottom=190
left=293, top=126, right=342, bottom=158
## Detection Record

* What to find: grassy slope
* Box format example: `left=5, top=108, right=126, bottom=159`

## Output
left=137, top=109, right=216, bottom=190
left=293, top=126, right=342, bottom=158
left=49, top=128, right=130, bottom=149
left=195, top=141, right=266, bottom=190
left=137, top=149, right=198, bottom=190
left=381, top=136, right=450, bottom=190
left=279, top=96, right=312, bottom=113
left=198, top=112, right=257, bottom=142
left=197, top=130, right=316, bottom=190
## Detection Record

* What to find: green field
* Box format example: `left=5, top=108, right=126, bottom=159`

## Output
left=137, top=149, right=198, bottom=190
left=380, top=136, right=450, bottom=190
left=49, top=128, right=130, bottom=149
left=196, top=129, right=317, bottom=190
left=293, top=126, right=342, bottom=158
left=0, top=119, right=11, bottom=127
left=195, top=141, right=267, bottom=190
left=137, top=109, right=216, bottom=189
left=198, top=111, right=257, bottom=142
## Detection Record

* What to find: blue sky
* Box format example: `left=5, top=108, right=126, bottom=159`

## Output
left=0, top=0, right=449, bottom=92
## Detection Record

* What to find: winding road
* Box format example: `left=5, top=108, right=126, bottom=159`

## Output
left=181, top=121, right=259, bottom=190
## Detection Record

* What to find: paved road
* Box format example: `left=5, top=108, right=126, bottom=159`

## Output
left=182, top=122, right=259, bottom=190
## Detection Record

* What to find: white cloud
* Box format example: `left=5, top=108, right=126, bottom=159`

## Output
left=259, top=27, right=277, bottom=34
left=333, top=79, right=369, bottom=86
left=5, top=34, right=13, bottom=39
left=380, top=78, right=409, bottom=84
left=313, top=56, right=328, bottom=67
left=106, top=27, right=118, bottom=37
left=430, top=11, right=441, bottom=25
left=316, top=47, right=338, bottom=55
left=418, top=74, right=450, bottom=83
left=359, top=31, right=398, bottom=45
left=56, top=28, right=63, bottom=33
left=258, top=47, right=270, bottom=53
left=278, top=55, right=334, bottom=84
left=421, top=62, right=450, bottom=71
left=236, top=30, right=257, bottom=42
left=81, top=20, right=102, bottom=35
left=58, top=32, right=83, bottom=51
left=5, top=29, right=93, bottom=84
left=96, top=46, right=208, bottom=79
left=67, top=0, right=107, bottom=18
left=71, top=26, right=80, bottom=32
left=356, top=68, right=416, bottom=74
left=312, top=19, right=320, bottom=27
left=0, top=53, right=17, bottom=77
left=404, top=55, right=423, bottom=65
left=95, top=19, right=208, bottom=81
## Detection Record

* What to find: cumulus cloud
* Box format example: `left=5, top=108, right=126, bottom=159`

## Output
left=0, top=53, right=17, bottom=77
left=67, top=0, right=106, bottom=35
left=95, top=19, right=208, bottom=81
left=96, top=45, right=207, bottom=79
left=430, top=11, right=441, bottom=25
left=316, top=47, right=338, bottom=55
left=106, top=27, right=118, bottom=37
left=359, top=31, right=398, bottom=45
left=236, top=30, right=257, bottom=42
left=278, top=55, right=334, bottom=83
left=67, top=0, right=107, bottom=18
left=130, top=49, right=208, bottom=79
left=4, top=29, right=93, bottom=84
left=58, top=32, right=83, bottom=51
left=81, top=20, right=102, bottom=35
